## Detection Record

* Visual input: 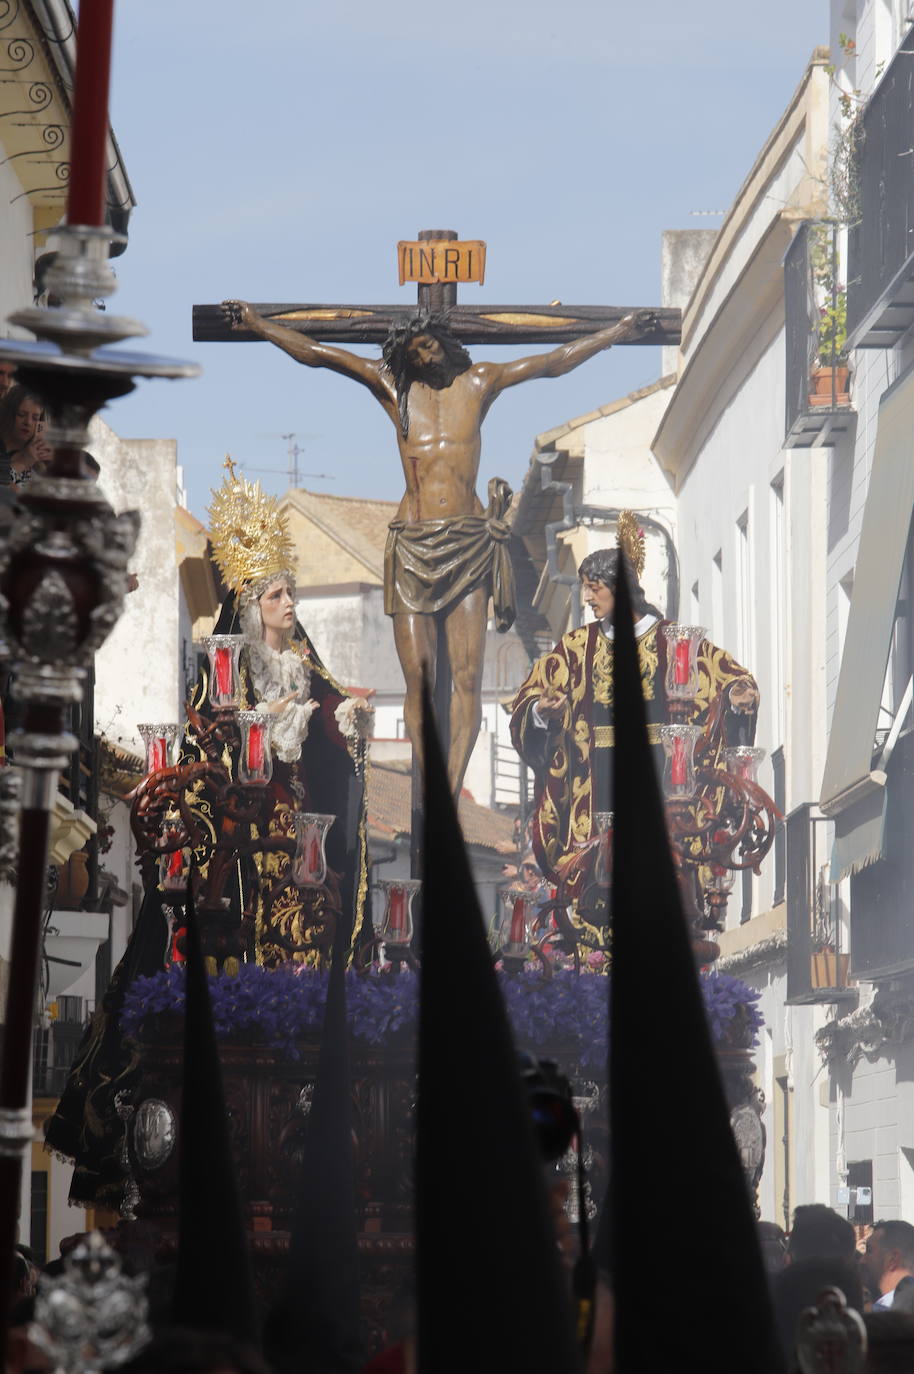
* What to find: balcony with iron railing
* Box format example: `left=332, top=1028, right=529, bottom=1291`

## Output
left=848, top=726, right=914, bottom=978
left=32, top=997, right=89, bottom=1099
left=846, top=31, right=914, bottom=348
left=785, top=803, right=856, bottom=1005
left=784, top=222, right=855, bottom=448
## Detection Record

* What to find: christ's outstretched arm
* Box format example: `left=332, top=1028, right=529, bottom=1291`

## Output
left=482, top=309, right=660, bottom=396
left=223, top=301, right=393, bottom=406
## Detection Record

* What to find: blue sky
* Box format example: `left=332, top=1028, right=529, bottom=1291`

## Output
left=106, top=3, right=828, bottom=519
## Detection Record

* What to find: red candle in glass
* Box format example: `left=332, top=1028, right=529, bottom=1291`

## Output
left=509, top=897, right=526, bottom=944
left=66, top=0, right=116, bottom=227
left=247, top=722, right=264, bottom=774
left=149, top=736, right=166, bottom=772
left=388, top=888, right=408, bottom=939
left=306, top=830, right=322, bottom=878
left=671, top=736, right=687, bottom=786
left=214, top=647, right=232, bottom=698
left=674, top=639, right=691, bottom=686
left=171, top=926, right=186, bottom=965
left=167, top=848, right=183, bottom=879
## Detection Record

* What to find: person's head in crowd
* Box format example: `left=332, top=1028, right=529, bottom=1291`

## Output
left=519, top=852, right=542, bottom=892
left=116, top=1328, right=272, bottom=1374
left=0, top=361, right=16, bottom=400
left=0, top=385, right=42, bottom=458
left=758, top=1220, right=789, bottom=1275
left=771, top=1257, right=864, bottom=1369
left=864, top=1310, right=914, bottom=1374
left=6, top=1295, right=51, bottom=1374
left=861, top=1221, right=914, bottom=1307
left=788, top=1204, right=857, bottom=1264
left=10, top=1249, right=33, bottom=1301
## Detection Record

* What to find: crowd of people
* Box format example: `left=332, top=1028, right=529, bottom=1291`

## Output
left=8, top=1206, right=914, bottom=1371
left=757, top=1206, right=914, bottom=1373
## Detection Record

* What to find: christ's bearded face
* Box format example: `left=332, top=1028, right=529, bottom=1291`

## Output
left=405, top=332, right=453, bottom=388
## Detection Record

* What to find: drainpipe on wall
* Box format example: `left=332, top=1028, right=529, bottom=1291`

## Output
left=537, top=452, right=582, bottom=631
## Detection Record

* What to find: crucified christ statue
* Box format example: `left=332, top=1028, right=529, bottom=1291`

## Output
left=223, top=300, right=658, bottom=795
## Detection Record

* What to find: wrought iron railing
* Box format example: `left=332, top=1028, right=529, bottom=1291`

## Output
left=846, top=33, right=914, bottom=348
left=32, top=1011, right=88, bottom=1098
left=785, top=804, right=855, bottom=1004
left=784, top=222, right=854, bottom=448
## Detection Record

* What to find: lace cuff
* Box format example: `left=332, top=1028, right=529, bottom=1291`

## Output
left=270, top=698, right=317, bottom=762
left=334, top=697, right=374, bottom=742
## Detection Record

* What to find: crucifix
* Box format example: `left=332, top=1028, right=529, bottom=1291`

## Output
left=193, top=229, right=680, bottom=871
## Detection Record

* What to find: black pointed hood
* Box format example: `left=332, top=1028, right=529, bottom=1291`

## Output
left=415, top=679, right=579, bottom=1373
left=266, top=885, right=362, bottom=1373
left=609, top=566, right=779, bottom=1373
left=172, top=888, right=259, bottom=1348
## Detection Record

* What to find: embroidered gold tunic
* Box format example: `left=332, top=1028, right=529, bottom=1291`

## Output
left=510, top=620, right=757, bottom=893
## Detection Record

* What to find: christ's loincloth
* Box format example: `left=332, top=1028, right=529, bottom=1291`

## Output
left=383, top=476, right=516, bottom=631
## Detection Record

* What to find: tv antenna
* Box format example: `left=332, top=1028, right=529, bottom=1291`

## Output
left=244, top=432, right=334, bottom=487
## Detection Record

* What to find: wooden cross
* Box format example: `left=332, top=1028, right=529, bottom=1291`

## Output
left=193, top=228, right=680, bottom=348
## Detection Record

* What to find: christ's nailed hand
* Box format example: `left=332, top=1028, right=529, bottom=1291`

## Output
left=630, top=309, right=660, bottom=336
left=222, top=299, right=256, bottom=330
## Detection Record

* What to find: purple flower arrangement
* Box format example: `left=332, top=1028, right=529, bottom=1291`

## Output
left=121, top=963, right=763, bottom=1071
left=700, top=970, right=764, bottom=1047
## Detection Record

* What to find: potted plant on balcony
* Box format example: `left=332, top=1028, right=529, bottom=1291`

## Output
left=808, top=223, right=850, bottom=407
left=810, top=940, right=851, bottom=989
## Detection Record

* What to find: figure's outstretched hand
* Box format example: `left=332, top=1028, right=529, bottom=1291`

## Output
left=222, top=299, right=258, bottom=331
left=729, top=678, right=760, bottom=713
left=536, top=692, right=566, bottom=724
left=262, top=691, right=300, bottom=716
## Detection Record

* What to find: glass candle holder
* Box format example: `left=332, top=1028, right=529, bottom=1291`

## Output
left=709, top=862, right=736, bottom=895
left=593, top=811, right=614, bottom=835
left=201, top=634, right=243, bottom=710
left=722, top=745, right=766, bottom=785
left=662, top=624, right=706, bottom=701
left=659, top=723, right=702, bottom=799
left=137, top=723, right=179, bottom=775
left=237, top=711, right=274, bottom=785
left=499, top=887, right=537, bottom=957
left=292, top=812, right=335, bottom=887
left=159, top=823, right=188, bottom=893
left=376, top=878, right=421, bottom=945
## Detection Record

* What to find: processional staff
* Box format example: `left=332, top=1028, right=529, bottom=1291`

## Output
left=0, top=2, right=197, bottom=1358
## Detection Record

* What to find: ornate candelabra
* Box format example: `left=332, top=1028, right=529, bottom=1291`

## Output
left=129, top=649, right=344, bottom=969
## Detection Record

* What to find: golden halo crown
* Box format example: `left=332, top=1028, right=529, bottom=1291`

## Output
left=207, top=457, right=296, bottom=595
left=616, top=510, right=646, bottom=580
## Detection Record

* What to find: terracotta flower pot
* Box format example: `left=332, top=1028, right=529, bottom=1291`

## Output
left=809, top=365, right=850, bottom=408
left=56, top=850, right=89, bottom=908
